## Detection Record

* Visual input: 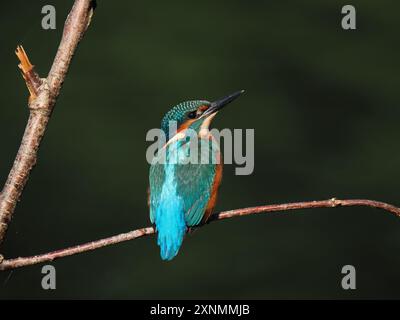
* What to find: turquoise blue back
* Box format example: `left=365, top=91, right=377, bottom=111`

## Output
left=149, top=137, right=219, bottom=260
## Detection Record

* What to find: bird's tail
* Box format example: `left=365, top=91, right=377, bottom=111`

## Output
left=155, top=206, right=186, bottom=261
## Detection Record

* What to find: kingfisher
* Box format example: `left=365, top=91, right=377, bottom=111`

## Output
left=148, top=90, right=244, bottom=261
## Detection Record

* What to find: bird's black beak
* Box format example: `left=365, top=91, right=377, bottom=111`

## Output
left=203, top=90, right=245, bottom=117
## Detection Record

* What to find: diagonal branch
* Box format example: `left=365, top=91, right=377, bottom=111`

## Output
left=0, top=0, right=96, bottom=245
left=0, top=198, right=399, bottom=271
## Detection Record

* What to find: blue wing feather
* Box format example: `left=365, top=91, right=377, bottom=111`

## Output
left=149, top=136, right=220, bottom=259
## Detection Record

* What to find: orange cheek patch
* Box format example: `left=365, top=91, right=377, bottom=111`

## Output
left=177, top=119, right=196, bottom=133
left=198, top=105, right=209, bottom=112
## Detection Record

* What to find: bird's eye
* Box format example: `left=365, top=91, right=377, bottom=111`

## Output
left=188, top=111, right=197, bottom=119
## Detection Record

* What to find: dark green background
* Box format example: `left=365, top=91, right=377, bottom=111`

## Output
left=0, top=0, right=399, bottom=299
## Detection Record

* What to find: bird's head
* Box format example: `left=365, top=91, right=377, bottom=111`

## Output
left=161, top=90, right=244, bottom=141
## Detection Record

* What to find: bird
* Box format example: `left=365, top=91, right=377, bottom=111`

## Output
left=148, top=90, right=244, bottom=261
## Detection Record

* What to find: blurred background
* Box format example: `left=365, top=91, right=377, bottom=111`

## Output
left=0, top=0, right=400, bottom=299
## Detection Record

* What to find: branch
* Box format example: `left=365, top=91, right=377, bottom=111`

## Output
left=15, top=45, right=42, bottom=100
left=0, top=198, right=399, bottom=271
left=0, top=0, right=96, bottom=245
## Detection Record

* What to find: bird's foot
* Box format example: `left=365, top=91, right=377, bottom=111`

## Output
left=187, top=227, right=196, bottom=234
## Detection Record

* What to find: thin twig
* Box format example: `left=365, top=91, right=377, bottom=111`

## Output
left=0, top=0, right=96, bottom=245
left=15, top=45, right=42, bottom=100
left=0, top=198, right=398, bottom=271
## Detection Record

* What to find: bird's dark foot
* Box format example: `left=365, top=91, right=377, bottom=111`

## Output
left=187, top=227, right=196, bottom=234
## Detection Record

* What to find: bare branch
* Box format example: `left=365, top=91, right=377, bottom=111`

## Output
left=0, top=0, right=96, bottom=245
left=0, top=198, right=398, bottom=271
